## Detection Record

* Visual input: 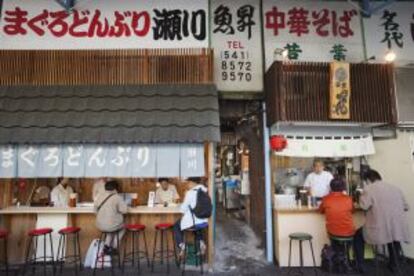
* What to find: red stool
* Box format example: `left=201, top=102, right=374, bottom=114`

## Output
left=57, top=227, right=82, bottom=275
left=122, top=224, right=150, bottom=273
left=0, top=229, right=8, bottom=276
left=23, top=228, right=55, bottom=276
left=151, top=223, right=177, bottom=273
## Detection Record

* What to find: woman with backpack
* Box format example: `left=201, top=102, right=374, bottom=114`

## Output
left=173, top=177, right=212, bottom=258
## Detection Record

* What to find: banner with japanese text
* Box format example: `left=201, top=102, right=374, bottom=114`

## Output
left=363, top=2, right=414, bottom=65
left=0, top=144, right=205, bottom=178
left=262, top=0, right=364, bottom=69
left=211, top=0, right=263, bottom=92
left=329, top=62, right=351, bottom=120
left=0, top=0, right=208, bottom=49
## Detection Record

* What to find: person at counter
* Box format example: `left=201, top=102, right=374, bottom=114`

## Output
left=304, top=159, right=334, bottom=199
left=95, top=180, right=128, bottom=255
left=354, top=169, right=410, bottom=273
left=173, top=177, right=209, bottom=258
left=319, top=178, right=355, bottom=237
left=92, top=177, right=107, bottom=202
left=155, top=178, right=180, bottom=205
left=50, top=178, right=74, bottom=207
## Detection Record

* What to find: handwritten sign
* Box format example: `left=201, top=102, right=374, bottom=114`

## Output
left=329, top=62, right=351, bottom=120
left=263, top=0, right=364, bottom=69
left=0, top=144, right=205, bottom=178
left=211, top=0, right=263, bottom=92
left=0, top=0, right=208, bottom=49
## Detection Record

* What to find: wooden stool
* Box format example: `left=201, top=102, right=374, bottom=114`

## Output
left=56, top=226, right=82, bottom=275
left=23, top=228, right=55, bottom=276
left=151, top=223, right=177, bottom=274
left=288, top=232, right=318, bottom=276
left=122, top=224, right=150, bottom=273
left=93, top=229, right=123, bottom=276
left=0, top=229, right=8, bottom=276
left=181, top=223, right=208, bottom=275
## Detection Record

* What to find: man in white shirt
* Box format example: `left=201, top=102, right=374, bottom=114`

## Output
left=304, top=159, right=333, bottom=198
left=173, top=177, right=209, bottom=258
left=50, top=178, right=74, bottom=207
left=155, top=178, right=180, bottom=205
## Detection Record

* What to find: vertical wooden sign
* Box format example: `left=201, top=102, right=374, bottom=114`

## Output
left=329, top=62, right=351, bottom=120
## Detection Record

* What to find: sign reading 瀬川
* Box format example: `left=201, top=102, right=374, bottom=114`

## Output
left=0, top=0, right=208, bottom=49
left=329, top=62, right=351, bottom=120
left=211, top=0, right=263, bottom=92
left=262, top=0, right=364, bottom=69
left=363, top=2, right=414, bottom=65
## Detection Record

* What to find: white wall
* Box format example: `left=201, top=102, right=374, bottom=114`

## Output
left=368, top=130, right=414, bottom=258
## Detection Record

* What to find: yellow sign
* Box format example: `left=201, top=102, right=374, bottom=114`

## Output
left=329, top=62, right=351, bottom=120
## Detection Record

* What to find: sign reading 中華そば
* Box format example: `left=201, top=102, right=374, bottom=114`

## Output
left=363, top=2, right=414, bottom=65
left=0, top=0, right=208, bottom=49
left=262, top=0, right=364, bottom=69
left=211, top=0, right=263, bottom=92
left=329, top=62, right=351, bottom=120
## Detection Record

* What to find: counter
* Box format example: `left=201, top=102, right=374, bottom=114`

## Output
left=0, top=205, right=189, bottom=264
left=273, top=207, right=365, bottom=267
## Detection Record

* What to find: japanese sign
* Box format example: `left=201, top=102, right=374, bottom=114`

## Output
left=329, top=62, right=351, bottom=120
left=363, top=2, right=414, bottom=65
left=0, top=144, right=205, bottom=178
left=211, top=0, right=263, bottom=92
left=0, top=0, right=208, bottom=49
left=262, top=0, right=364, bottom=69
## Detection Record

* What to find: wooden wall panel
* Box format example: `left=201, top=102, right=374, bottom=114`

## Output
left=0, top=49, right=214, bottom=86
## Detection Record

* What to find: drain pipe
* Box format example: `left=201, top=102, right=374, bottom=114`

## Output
left=262, top=102, right=273, bottom=263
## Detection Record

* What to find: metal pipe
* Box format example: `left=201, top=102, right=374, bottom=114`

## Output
left=262, top=102, right=273, bottom=263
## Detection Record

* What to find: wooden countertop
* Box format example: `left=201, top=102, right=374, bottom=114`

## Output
left=274, top=206, right=364, bottom=214
left=0, top=205, right=182, bottom=215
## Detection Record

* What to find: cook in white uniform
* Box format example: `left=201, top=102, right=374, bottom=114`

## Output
left=50, top=178, right=74, bottom=207
left=155, top=178, right=180, bottom=205
left=303, top=159, right=333, bottom=198
left=92, top=178, right=107, bottom=202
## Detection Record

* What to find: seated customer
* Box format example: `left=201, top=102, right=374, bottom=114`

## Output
left=94, top=180, right=128, bottom=255
left=319, top=178, right=355, bottom=238
left=173, top=177, right=210, bottom=258
left=354, top=169, right=410, bottom=273
left=155, top=178, right=180, bottom=205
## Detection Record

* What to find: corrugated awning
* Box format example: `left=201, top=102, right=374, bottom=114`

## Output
left=0, top=84, right=220, bottom=144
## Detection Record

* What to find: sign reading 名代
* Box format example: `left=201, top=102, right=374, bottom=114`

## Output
left=0, top=0, right=208, bottom=49
left=329, top=62, right=351, bottom=120
left=363, top=2, right=414, bottom=65
left=262, top=0, right=364, bottom=69
left=0, top=144, right=205, bottom=178
left=211, top=0, right=263, bottom=92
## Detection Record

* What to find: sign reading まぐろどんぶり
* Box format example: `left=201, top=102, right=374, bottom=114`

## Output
left=0, top=0, right=208, bottom=49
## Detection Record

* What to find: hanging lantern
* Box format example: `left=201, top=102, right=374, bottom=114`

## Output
left=270, top=135, right=287, bottom=151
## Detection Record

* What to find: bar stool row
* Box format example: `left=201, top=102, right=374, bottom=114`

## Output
left=0, top=222, right=206, bottom=276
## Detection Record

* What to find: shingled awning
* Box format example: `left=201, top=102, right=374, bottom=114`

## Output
left=0, top=84, right=220, bottom=144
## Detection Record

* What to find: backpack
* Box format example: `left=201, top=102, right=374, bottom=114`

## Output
left=191, top=189, right=212, bottom=219
left=321, top=244, right=335, bottom=273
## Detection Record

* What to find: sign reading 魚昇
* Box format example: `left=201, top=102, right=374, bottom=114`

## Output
left=363, top=2, right=414, bottom=65
left=329, top=62, right=351, bottom=120
left=0, top=0, right=208, bottom=49
left=262, top=0, right=364, bottom=69
left=211, top=0, right=263, bottom=92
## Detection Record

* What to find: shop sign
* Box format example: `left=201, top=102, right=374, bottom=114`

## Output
left=363, top=2, right=414, bottom=65
left=0, top=0, right=208, bottom=49
left=262, top=0, right=364, bottom=69
left=0, top=144, right=205, bottom=178
left=329, top=62, right=351, bottom=120
left=211, top=0, right=263, bottom=92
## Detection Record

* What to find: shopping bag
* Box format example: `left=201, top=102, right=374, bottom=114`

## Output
left=84, top=239, right=111, bottom=268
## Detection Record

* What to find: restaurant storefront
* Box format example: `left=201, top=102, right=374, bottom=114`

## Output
left=0, top=49, right=219, bottom=268
left=265, top=61, right=398, bottom=266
